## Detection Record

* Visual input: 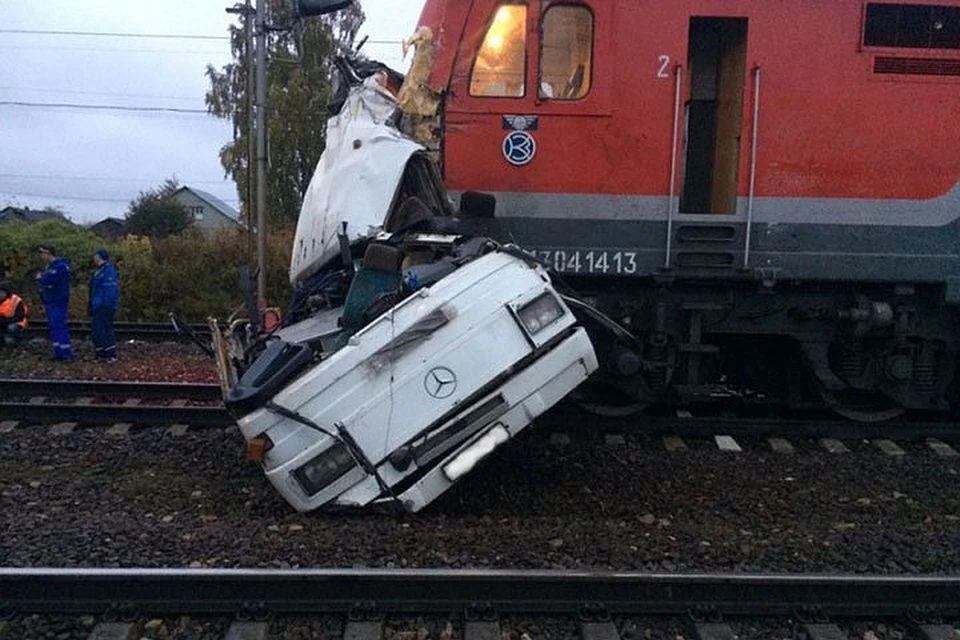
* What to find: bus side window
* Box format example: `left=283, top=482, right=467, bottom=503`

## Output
left=470, top=4, right=529, bottom=97
left=539, top=5, right=594, bottom=100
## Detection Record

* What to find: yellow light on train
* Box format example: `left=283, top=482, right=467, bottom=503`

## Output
left=479, top=6, right=524, bottom=59
left=470, top=4, right=528, bottom=97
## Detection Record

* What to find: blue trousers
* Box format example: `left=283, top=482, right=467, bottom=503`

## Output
left=45, top=300, right=72, bottom=360
left=91, top=307, right=117, bottom=360
left=2, top=324, right=23, bottom=346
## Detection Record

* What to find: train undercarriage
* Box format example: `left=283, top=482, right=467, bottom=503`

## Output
left=567, top=277, right=959, bottom=422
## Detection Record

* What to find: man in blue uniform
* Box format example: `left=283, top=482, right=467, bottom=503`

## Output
left=89, top=248, right=120, bottom=362
left=36, top=244, right=73, bottom=361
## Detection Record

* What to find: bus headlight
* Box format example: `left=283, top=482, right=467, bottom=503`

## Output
left=517, top=293, right=564, bottom=336
left=292, top=443, right=356, bottom=496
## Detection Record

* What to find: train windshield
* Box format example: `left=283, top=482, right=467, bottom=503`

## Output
left=470, top=4, right=528, bottom=97
left=539, top=5, right=594, bottom=100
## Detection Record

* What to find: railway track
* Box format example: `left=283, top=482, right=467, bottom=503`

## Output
left=0, top=379, right=221, bottom=401
left=0, top=379, right=230, bottom=428
left=591, top=411, right=960, bottom=441
left=0, top=402, right=232, bottom=428
left=23, top=320, right=209, bottom=342
left=1, top=569, right=957, bottom=640
left=3, top=378, right=960, bottom=445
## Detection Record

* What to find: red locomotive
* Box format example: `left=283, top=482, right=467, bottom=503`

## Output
left=290, top=0, right=960, bottom=421
left=406, top=0, right=960, bottom=420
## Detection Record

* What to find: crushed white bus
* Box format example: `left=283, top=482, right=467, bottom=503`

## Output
left=210, top=60, right=598, bottom=513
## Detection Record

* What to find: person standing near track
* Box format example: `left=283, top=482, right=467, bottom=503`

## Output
left=0, top=281, right=28, bottom=347
left=36, top=243, right=73, bottom=361
left=88, top=248, right=119, bottom=362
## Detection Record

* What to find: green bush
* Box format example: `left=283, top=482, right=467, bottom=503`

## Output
left=0, top=222, right=295, bottom=322
left=0, top=220, right=101, bottom=315
left=120, top=229, right=295, bottom=321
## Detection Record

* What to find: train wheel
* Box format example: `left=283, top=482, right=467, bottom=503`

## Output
left=569, top=386, right=648, bottom=417
left=821, top=388, right=905, bottom=423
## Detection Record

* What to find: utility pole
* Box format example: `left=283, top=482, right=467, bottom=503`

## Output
left=245, top=0, right=256, bottom=261
left=226, top=2, right=259, bottom=289
left=228, top=0, right=348, bottom=316
left=254, top=0, right=269, bottom=309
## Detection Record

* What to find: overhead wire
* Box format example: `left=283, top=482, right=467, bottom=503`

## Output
left=0, top=28, right=229, bottom=40
left=0, top=28, right=403, bottom=45
left=1, top=191, right=239, bottom=204
left=1, top=192, right=136, bottom=203
left=0, top=173, right=232, bottom=185
left=0, top=100, right=209, bottom=114
left=4, top=45, right=227, bottom=55
left=0, top=85, right=204, bottom=102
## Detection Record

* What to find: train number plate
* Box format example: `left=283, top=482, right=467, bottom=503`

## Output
left=530, top=249, right=640, bottom=275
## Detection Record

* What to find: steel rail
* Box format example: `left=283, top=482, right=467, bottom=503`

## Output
left=24, top=320, right=210, bottom=340
left=3, top=393, right=960, bottom=439
left=29, top=320, right=208, bottom=331
left=0, top=379, right=221, bottom=401
left=0, top=402, right=233, bottom=427
left=1, top=569, right=958, bottom=616
left=551, top=411, right=960, bottom=441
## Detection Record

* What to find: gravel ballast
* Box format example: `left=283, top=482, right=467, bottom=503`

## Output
left=1, top=421, right=957, bottom=573
left=0, top=339, right=217, bottom=383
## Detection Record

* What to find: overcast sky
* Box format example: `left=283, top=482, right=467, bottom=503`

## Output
left=0, top=0, right=425, bottom=224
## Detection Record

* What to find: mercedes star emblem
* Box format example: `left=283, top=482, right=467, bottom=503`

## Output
left=424, top=366, right=458, bottom=399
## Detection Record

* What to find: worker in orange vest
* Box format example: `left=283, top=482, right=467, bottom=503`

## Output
left=0, top=281, right=28, bottom=347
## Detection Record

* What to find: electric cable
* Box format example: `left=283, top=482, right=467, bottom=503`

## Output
left=0, top=100, right=208, bottom=114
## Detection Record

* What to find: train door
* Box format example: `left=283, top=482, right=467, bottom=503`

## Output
left=680, top=18, right=748, bottom=215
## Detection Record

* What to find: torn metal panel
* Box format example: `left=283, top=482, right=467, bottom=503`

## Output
left=290, top=74, right=424, bottom=284
left=398, top=27, right=444, bottom=152
left=208, top=318, right=235, bottom=398
left=414, top=1, right=472, bottom=94
left=399, top=27, right=441, bottom=117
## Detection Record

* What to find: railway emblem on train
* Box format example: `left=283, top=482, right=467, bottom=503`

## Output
left=502, top=115, right=539, bottom=131
left=503, top=131, right=537, bottom=166
left=424, top=366, right=458, bottom=399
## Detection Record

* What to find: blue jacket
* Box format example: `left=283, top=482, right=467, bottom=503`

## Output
left=38, top=257, right=71, bottom=305
left=89, top=261, right=120, bottom=312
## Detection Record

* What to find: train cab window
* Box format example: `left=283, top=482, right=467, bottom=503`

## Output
left=539, top=5, right=594, bottom=100
left=864, top=4, right=960, bottom=49
left=470, top=5, right=528, bottom=97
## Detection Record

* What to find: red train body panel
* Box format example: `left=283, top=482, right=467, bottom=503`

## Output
left=419, top=0, right=960, bottom=202
left=385, top=1, right=960, bottom=417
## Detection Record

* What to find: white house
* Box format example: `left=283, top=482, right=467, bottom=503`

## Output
left=171, top=186, right=244, bottom=235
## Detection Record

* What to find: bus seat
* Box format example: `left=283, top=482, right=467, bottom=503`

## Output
left=341, top=243, right=403, bottom=330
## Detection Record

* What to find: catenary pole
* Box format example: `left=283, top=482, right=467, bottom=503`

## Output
left=226, top=2, right=258, bottom=262
left=254, top=0, right=268, bottom=309
left=244, top=0, right=256, bottom=258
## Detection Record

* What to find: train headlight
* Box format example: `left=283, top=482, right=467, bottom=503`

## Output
left=517, top=293, right=565, bottom=336
left=292, top=443, right=356, bottom=497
